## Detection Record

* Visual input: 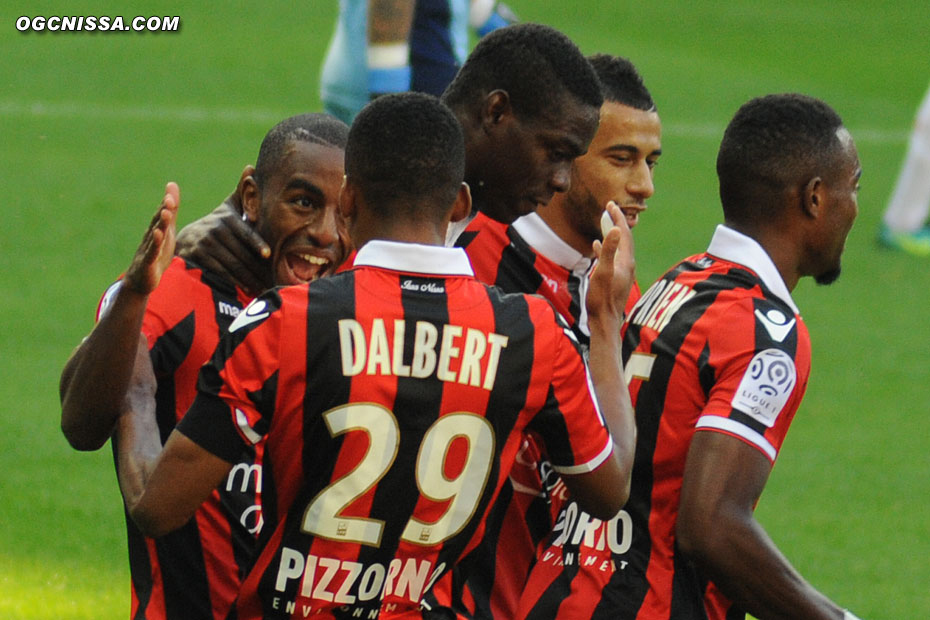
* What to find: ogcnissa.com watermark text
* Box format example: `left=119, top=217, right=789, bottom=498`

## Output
left=15, top=15, right=180, bottom=32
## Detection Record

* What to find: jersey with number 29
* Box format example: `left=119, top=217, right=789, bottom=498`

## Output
left=178, top=240, right=614, bottom=619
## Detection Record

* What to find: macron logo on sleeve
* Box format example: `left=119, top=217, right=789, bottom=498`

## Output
left=228, top=299, right=270, bottom=333
left=754, top=308, right=796, bottom=343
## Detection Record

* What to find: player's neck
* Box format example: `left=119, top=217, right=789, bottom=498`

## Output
left=352, top=217, right=447, bottom=248
left=537, top=198, right=594, bottom=258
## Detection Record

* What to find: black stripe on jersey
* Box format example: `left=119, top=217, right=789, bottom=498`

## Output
left=157, top=522, right=215, bottom=620
left=698, top=342, right=715, bottom=400
left=149, top=313, right=195, bottom=443
left=455, top=229, right=479, bottom=249
left=750, top=295, right=799, bottom=354
left=496, top=227, right=544, bottom=294
left=149, top=312, right=195, bottom=381
left=668, top=552, right=710, bottom=619
left=729, top=408, right=768, bottom=436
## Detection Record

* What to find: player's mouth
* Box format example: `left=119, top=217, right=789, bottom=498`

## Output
left=619, top=204, right=646, bottom=229
left=282, top=251, right=332, bottom=285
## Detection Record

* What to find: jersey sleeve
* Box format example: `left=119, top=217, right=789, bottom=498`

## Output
left=696, top=295, right=811, bottom=462
left=95, top=258, right=198, bottom=376
left=527, top=311, right=613, bottom=475
left=177, top=290, right=284, bottom=462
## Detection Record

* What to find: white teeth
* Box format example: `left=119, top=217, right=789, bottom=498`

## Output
left=300, top=254, right=328, bottom=266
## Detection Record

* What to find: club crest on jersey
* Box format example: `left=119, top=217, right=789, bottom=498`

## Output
left=731, top=348, right=796, bottom=427
left=229, top=299, right=271, bottom=333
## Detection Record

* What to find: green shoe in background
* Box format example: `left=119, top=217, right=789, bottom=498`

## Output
left=878, top=224, right=930, bottom=257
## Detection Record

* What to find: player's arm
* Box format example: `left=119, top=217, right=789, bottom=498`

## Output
left=577, top=201, right=638, bottom=505
left=112, top=333, right=161, bottom=508
left=366, top=0, right=415, bottom=99
left=128, top=428, right=234, bottom=538
left=60, top=183, right=179, bottom=451
left=678, top=431, right=854, bottom=620
left=174, top=166, right=271, bottom=296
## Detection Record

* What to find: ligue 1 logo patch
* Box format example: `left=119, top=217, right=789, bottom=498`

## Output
left=731, top=348, right=796, bottom=427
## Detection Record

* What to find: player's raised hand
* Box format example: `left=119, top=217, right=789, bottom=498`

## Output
left=175, top=197, right=271, bottom=296
left=124, top=182, right=180, bottom=295
left=587, top=201, right=635, bottom=322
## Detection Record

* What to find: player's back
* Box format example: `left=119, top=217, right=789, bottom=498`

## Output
left=222, top=250, right=612, bottom=619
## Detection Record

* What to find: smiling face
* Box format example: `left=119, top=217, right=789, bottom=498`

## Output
left=246, top=140, right=347, bottom=286
left=564, top=101, right=662, bottom=245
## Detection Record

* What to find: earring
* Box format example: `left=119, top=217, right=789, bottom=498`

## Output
left=241, top=211, right=248, bottom=222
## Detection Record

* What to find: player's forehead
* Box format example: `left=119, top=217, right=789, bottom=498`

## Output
left=592, top=101, right=662, bottom=153
left=826, top=126, right=860, bottom=182
left=524, top=97, right=600, bottom=152
left=268, top=140, right=345, bottom=191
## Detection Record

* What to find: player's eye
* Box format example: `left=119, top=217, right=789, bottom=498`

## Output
left=294, top=196, right=317, bottom=209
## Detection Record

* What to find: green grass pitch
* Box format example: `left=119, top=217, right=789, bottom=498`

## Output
left=2, top=1, right=929, bottom=617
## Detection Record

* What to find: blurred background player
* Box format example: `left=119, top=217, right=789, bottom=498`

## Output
left=59, top=114, right=349, bottom=620
left=878, top=82, right=930, bottom=256
left=122, top=92, right=637, bottom=619
left=443, top=53, right=661, bottom=618
left=518, top=93, right=866, bottom=620
left=320, top=0, right=518, bottom=124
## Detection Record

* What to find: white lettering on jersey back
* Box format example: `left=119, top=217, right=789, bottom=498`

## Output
left=229, top=299, right=270, bottom=333
left=338, top=318, right=509, bottom=390
left=731, top=348, right=796, bottom=427
left=754, top=308, right=796, bottom=343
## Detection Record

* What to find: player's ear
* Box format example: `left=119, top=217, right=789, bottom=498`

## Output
left=482, top=89, right=512, bottom=132
left=240, top=168, right=261, bottom=223
left=338, top=175, right=357, bottom=223
left=801, top=176, right=823, bottom=219
left=232, top=165, right=256, bottom=218
left=449, top=182, right=473, bottom=223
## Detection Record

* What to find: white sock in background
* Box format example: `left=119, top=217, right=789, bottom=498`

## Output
left=883, top=84, right=930, bottom=233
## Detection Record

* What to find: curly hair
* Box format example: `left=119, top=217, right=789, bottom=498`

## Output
left=717, top=93, right=846, bottom=224
left=346, top=92, right=465, bottom=222
left=441, top=23, right=602, bottom=121
left=588, top=53, right=656, bottom=112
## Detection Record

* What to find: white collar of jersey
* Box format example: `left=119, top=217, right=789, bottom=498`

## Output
left=354, top=239, right=475, bottom=277
left=707, top=225, right=799, bottom=315
left=512, top=212, right=592, bottom=275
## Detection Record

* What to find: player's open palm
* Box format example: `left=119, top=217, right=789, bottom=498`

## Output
left=124, top=182, right=180, bottom=295
left=587, top=201, right=635, bottom=322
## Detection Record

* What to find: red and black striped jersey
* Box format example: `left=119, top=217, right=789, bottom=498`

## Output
left=446, top=211, right=640, bottom=618
left=97, top=257, right=261, bottom=620
left=455, top=212, right=594, bottom=346
left=177, top=240, right=614, bottom=620
left=518, top=226, right=812, bottom=620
